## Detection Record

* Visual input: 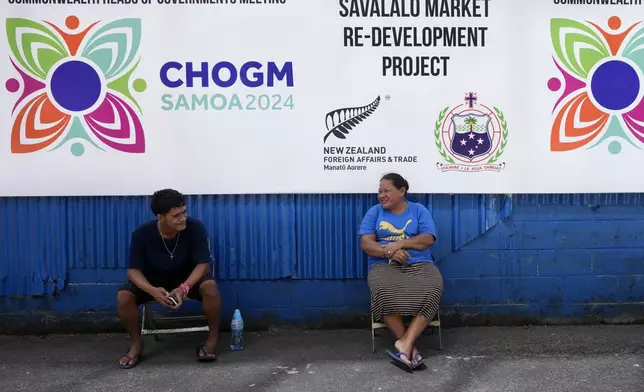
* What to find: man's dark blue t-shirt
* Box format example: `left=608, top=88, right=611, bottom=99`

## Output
left=127, top=217, right=211, bottom=283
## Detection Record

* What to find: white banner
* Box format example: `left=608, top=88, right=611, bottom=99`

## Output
left=1, top=0, right=643, bottom=196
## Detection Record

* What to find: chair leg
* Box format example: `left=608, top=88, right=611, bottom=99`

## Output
left=141, top=304, right=148, bottom=340
left=148, top=306, right=161, bottom=341
left=140, top=304, right=146, bottom=332
left=371, top=310, right=376, bottom=353
left=437, top=312, right=443, bottom=350
left=141, top=304, right=162, bottom=341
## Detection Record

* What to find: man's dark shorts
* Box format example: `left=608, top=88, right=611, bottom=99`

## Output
left=118, top=276, right=216, bottom=305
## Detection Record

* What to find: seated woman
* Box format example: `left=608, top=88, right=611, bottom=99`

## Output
left=358, top=173, right=443, bottom=372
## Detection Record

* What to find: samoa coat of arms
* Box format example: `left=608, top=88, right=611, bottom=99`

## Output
left=434, top=92, right=508, bottom=172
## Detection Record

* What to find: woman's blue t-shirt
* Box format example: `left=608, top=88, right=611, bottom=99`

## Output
left=358, top=201, right=437, bottom=270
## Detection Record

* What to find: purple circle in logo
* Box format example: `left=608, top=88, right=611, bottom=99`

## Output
left=547, top=77, right=561, bottom=92
left=50, top=60, right=102, bottom=112
left=590, top=60, right=640, bottom=111
left=5, top=78, right=19, bottom=93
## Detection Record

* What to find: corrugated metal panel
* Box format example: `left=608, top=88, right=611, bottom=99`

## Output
left=66, top=196, right=152, bottom=270
left=0, top=194, right=296, bottom=296
left=191, top=194, right=296, bottom=281
left=515, top=194, right=644, bottom=205
left=294, top=194, right=371, bottom=279
left=1, top=192, right=512, bottom=295
left=0, top=197, right=67, bottom=296
left=294, top=194, right=512, bottom=279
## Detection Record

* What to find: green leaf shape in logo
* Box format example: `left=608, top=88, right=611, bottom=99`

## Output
left=550, top=18, right=610, bottom=80
left=107, top=58, right=143, bottom=112
left=488, top=107, right=508, bottom=164
left=434, top=106, right=455, bottom=164
left=6, top=18, right=68, bottom=80
left=81, top=18, right=142, bottom=81
left=623, top=27, right=644, bottom=75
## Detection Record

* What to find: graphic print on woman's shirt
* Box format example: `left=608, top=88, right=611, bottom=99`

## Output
left=378, top=219, right=413, bottom=241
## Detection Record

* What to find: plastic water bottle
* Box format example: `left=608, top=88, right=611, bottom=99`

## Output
left=230, top=308, right=244, bottom=351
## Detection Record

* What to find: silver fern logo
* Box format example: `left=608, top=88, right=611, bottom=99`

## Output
left=323, top=96, right=381, bottom=143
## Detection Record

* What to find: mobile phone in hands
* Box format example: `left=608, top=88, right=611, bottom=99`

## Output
left=166, top=294, right=179, bottom=307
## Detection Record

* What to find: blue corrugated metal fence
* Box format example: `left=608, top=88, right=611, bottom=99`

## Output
left=0, top=194, right=512, bottom=296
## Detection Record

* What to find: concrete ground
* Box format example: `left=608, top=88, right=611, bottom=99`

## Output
left=1, top=325, right=643, bottom=392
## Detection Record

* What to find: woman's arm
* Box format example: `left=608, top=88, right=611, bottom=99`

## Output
left=400, top=204, right=437, bottom=250
left=398, top=234, right=435, bottom=250
left=382, top=234, right=434, bottom=255
left=358, top=205, right=385, bottom=258
left=360, top=234, right=386, bottom=258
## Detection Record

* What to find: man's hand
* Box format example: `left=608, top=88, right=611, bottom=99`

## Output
left=390, top=249, right=410, bottom=264
left=167, top=287, right=186, bottom=309
left=383, top=242, right=403, bottom=259
left=149, top=287, right=174, bottom=307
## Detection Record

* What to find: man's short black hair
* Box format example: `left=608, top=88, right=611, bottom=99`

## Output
left=151, top=189, right=185, bottom=216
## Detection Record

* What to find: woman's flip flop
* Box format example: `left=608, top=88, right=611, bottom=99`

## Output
left=412, top=351, right=426, bottom=370
left=384, top=349, right=414, bottom=373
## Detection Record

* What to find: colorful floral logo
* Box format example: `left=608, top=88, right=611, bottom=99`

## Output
left=548, top=16, right=644, bottom=155
left=4, top=16, right=146, bottom=156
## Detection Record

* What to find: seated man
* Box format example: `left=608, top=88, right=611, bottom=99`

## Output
left=116, top=188, right=221, bottom=369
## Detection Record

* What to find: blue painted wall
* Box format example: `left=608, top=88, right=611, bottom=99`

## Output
left=1, top=193, right=643, bottom=333
left=439, top=194, right=644, bottom=326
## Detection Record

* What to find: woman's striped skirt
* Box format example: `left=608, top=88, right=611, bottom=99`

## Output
left=368, top=261, right=443, bottom=324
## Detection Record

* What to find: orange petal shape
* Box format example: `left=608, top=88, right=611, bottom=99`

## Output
left=11, top=93, right=71, bottom=153
left=45, top=20, right=99, bottom=56
left=550, top=92, right=609, bottom=151
left=588, top=20, right=639, bottom=56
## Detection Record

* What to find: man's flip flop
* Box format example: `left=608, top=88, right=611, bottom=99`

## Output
left=384, top=349, right=413, bottom=373
left=195, top=345, right=217, bottom=362
left=119, top=350, right=142, bottom=369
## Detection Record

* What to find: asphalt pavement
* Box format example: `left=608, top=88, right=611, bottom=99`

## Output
left=1, top=325, right=643, bottom=392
